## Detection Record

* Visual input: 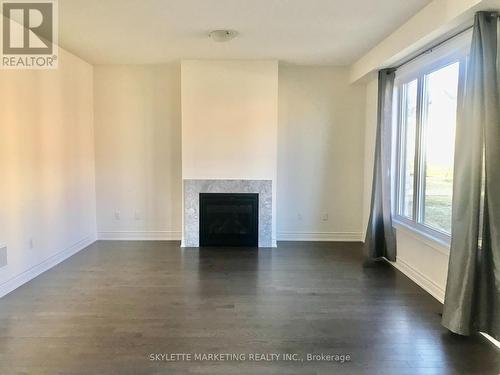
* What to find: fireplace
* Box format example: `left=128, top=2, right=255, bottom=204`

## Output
left=199, top=193, right=258, bottom=247
left=183, top=179, right=272, bottom=247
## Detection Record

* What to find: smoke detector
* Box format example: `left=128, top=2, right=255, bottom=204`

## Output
left=209, top=30, right=238, bottom=42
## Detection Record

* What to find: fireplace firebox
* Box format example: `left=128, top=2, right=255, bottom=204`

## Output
left=199, top=193, right=258, bottom=247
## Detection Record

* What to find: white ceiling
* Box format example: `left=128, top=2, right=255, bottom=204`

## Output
left=59, top=0, right=432, bottom=65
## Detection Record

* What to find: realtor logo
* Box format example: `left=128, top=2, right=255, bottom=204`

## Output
left=1, top=0, right=58, bottom=69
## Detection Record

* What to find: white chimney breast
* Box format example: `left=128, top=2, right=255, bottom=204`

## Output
left=180, top=60, right=278, bottom=246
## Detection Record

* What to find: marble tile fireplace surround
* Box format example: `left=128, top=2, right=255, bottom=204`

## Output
left=182, top=179, right=272, bottom=247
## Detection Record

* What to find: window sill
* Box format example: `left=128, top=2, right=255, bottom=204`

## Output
left=393, top=219, right=450, bottom=255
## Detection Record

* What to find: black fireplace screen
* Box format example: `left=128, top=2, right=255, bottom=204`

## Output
left=199, top=193, right=258, bottom=247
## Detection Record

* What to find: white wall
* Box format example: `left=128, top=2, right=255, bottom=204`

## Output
left=181, top=60, right=278, bottom=180
left=362, top=74, right=378, bottom=237
left=94, top=62, right=368, bottom=244
left=93, top=65, right=182, bottom=240
left=93, top=63, right=369, bottom=244
left=394, top=227, right=449, bottom=302
left=277, top=65, right=366, bottom=241
left=350, top=0, right=490, bottom=82
left=362, top=75, right=449, bottom=302
left=181, top=60, right=278, bottom=240
left=0, top=49, right=96, bottom=297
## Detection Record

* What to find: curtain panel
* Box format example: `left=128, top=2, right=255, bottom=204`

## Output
left=442, top=11, right=500, bottom=339
left=364, top=69, right=397, bottom=261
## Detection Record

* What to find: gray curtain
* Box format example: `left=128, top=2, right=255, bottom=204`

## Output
left=364, top=69, right=397, bottom=261
left=442, top=12, right=500, bottom=339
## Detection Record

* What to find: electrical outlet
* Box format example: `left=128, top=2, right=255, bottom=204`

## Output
left=297, top=212, right=302, bottom=221
left=114, top=211, right=121, bottom=220
left=134, top=211, right=141, bottom=220
left=29, top=238, right=34, bottom=249
left=0, top=245, right=7, bottom=268
left=321, top=213, right=329, bottom=221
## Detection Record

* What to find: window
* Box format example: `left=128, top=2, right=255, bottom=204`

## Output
left=394, top=32, right=470, bottom=241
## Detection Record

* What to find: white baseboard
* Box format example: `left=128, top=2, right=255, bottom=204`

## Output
left=277, top=231, right=363, bottom=242
left=100, top=231, right=360, bottom=243
left=0, top=236, right=96, bottom=298
left=388, top=257, right=445, bottom=303
left=388, top=258, right=500, bottom=349
left=98, top=231, right=181, bottom=241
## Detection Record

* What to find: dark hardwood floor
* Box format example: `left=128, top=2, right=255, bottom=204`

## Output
left=0, top=241, right=498, bottom=374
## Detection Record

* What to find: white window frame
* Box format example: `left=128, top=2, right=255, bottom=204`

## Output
left=393, top=31, right=472, bottom=245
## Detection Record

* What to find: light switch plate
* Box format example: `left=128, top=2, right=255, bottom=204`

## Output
left=0, top=245, right=7, bottom=268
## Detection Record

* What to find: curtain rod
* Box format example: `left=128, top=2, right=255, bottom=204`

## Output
left=395, top=12, right=500, bottom=70
left=394, top=25, right=473, bottom=70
